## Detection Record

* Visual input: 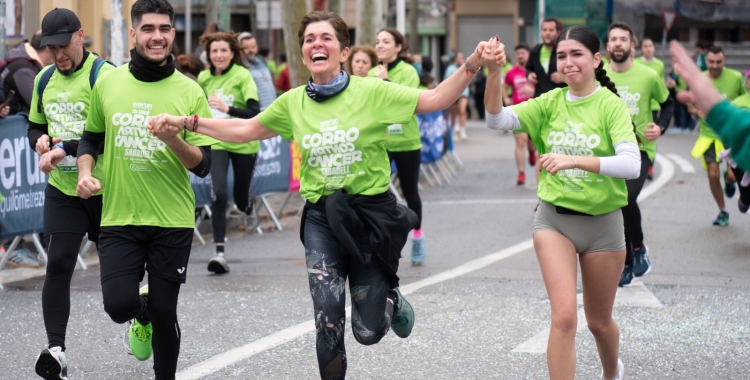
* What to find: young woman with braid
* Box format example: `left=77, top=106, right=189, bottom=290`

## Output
left=369, top=28, right=427, bottom=265
left=485, top=26, right=641, bottom=380
left=197, top=31, right=261, bottom=274
left=150, top=11, right=502, bottom=379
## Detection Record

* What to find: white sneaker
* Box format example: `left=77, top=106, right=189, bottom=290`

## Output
left=459, top=127, right=467, bottom=140
left=601, top=358, right=624, bottom=380
left=35, top=346, right=68, bottom=380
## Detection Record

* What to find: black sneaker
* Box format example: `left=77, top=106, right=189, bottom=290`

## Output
left=619, top=266, right=634, bottom=287
left=739, top=199, right=750, bottom=214
left=712, top=210, right=729, bottom=226
left=207, top=253, right=230, bottom=274
left=724, top=169, right=736, bottom=198
left=35, top=346, right=68, bottom=380
left=389, top=288, right=414, bottom=338
left=632, top=244, right=652, bottom=277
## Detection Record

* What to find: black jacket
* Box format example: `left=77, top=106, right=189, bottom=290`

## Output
left=525, top=43, right=566, bottom=97
left=1, top=42, right=43, bottom=116
left=301, top=190, right=419, bottom=289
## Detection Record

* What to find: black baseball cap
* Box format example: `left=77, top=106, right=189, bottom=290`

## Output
left=40, top=8, right=81, bottom=47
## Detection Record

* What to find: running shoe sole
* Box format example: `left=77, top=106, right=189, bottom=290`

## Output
left=207, top=257, right=230, bottom=274
left=35, top=349, right=67, bottom=380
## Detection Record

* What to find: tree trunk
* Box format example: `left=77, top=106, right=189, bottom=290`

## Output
left=328, top=0, right=343, bottom=15
left=408, top=0, right=420, bottom=54
left=280, top=0, right=312, bottom=88
left=355, top=0, right=383, bottom=46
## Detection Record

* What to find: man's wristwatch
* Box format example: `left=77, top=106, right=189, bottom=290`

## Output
left=54, top=142, right=66, bottom=155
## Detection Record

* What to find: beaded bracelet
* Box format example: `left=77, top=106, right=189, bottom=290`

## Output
left=464, top=60, right=482, bottom=75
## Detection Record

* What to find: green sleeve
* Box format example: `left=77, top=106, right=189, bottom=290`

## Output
left=606, top=97, right=638, bottom=145
left=706, top=101, right=750, bottom=168
left=652, top=74, right=670, bottom=104
left=675, top=77, right=687, bottom=91
left=257, top=91, right=293, bottom=140
left=185, top=93, right=219, bottom=146
left=28, top=71, right=46, bottom=124
left=510, top=92, right=548, bottom=143
left=373, top=81, right=421, bottom=125
left=242, top=71, right=259, bottom=102
left=85, top=81, right=106, bottom=133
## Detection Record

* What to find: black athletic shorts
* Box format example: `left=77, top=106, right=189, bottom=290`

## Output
left=98, top=226, right=194, bottom=284
left=44, top=185, right=102, bottom=243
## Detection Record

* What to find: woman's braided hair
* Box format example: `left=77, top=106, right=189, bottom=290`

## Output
left=557, top=26, right=641, bottom=143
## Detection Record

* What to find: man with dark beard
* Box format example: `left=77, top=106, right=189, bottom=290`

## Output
left=76, top=1, right=215, bottom=379
left=604, top=22, right=673, bottom=287
left=526, top=18, right=566, bottom=97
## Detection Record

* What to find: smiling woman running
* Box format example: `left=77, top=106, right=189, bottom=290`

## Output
left=197, top=31, right=261, bottom=274
left=150, top=11, right=502, bottom=380
left=485, top=26, right=641, bottom=380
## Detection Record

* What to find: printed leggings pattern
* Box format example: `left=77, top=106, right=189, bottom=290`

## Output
left=304, top=208, right=394, bottom=380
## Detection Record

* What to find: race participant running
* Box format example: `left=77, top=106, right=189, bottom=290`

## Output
left=370, top=28, right=427, bottom=265
left=485, top=26, right=641, bottom=380
left=689, top=46, right=745, bottom=226
left=197, top=31, right=261, bottom=274
left=76, top=1, right=216, bottom=379
left=29, top=8, right=115, bottom=380
left=503, top=43, right=538, bottom=185
left=604, top=22, right=673, bottom=286
left=149, top=11, right=502, bottom=379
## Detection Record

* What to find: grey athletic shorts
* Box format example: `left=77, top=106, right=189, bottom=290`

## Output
left=533, top=201, right=625, bottom=254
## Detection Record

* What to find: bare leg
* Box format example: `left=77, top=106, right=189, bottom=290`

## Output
left=707, top=162, right=725, bottom=210
left=534, top=230, right=578, bottom=380
left=580, top=250, right=625, bottom=380
left=515, top=133, right=528, bottom=173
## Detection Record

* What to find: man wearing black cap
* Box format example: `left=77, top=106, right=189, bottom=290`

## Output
left=28, top=7, right=115, bottom=380
left=76, top=1, right=214, bottom=379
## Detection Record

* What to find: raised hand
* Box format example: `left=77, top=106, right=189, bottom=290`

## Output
left=480, top=36, right=506, bottom=70
left=374, top=64, right=388, bottom=80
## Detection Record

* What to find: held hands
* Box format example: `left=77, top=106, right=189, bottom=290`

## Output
left=76, top=175, right=101, bottom=199
left=539, top=153, right=576, bottom=176
left=374, top=64, right=388, bottom=80
left=148, top=114, right=183, bottom=141
left=38, top=148, right=66, bottom=174
left=208, top=95, right=229, bottom=113
left=477, top=36, right=506, bottom=71
left=644, top=122, right=661, bottom=141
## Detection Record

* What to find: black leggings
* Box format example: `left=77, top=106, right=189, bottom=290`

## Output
left=210, top=150, right=257, bottom=243
left=730, top=165, right=750, bottom=206
left=389, top=149, right=422, bottom=230
left=304, top=208, right=395, bottom=380
left=42, top=233, right=89, bottom=351
left=623, top=150, right=651, bottom=266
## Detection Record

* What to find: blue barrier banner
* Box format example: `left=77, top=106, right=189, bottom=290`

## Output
left=190, top=136, right=291, bottom=206
left=418, top=111, right=447, bottom=164
left=251, top=136, right=290, bottom=196
left=0, top=116, right=47, bottom=239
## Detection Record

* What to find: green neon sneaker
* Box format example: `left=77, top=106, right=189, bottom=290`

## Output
left=124, top=285, right=152, bottom=361
left=390, top=287, right=414, bottom=338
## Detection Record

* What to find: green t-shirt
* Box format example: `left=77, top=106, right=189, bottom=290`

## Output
left=368, top=60, right=422, bottom=152
left=636, top=56, right=666, bottom=111
left=733, top=93, right=750, bottom=109
left=198, top=63, right=260, bottom=154
left=86, top=66, right=216, bottom=228
left=540, top=46, right=552, bottom=73
left=606, top=63, right=670, bottom=161
left=511, top=87, right=636, bottom=215
left=28, top=54, right=115, bottom=196
left=257, top=75, right=421, bottom=203
left=699, top=68, right=746, bottom=140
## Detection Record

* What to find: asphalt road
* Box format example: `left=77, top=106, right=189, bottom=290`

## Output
left=1, top=121, right=748, bottom=380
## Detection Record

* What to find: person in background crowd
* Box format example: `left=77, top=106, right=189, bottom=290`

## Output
left=28, top=8, right=115, bottom=379
left=198, top=31, right=261, bottom=274
left=76, top=1, right=217, bottom=378
left=444, top=52, right=471, bottom=140
left=275, top=54, right=288, bottom=94
left=486, top=26, right=639, bottom=380
left=175, top=53, right=203, bottom=81
left=695, top=41, right=709, bottom=72
left=345, top=45, right=377, bottom=78
left=371, top=27, right=427, bottom=266
left=261, top=47, right=278, bottom=80
left=149, top=13, right=501, bottom=379
left=690, top=45, right=745, bottom=227
left=238, top=32, right=277, bottom=111
left=503, top=43, right=537, bottom=186
left=2, top=29, right=53, bottom=116
left=526, top=18, right=566, bottom=98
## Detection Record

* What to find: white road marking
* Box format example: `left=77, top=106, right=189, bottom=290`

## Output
left=665, top=153, right=696, bottom=174
left=512, top=157, right=675, bottom=354
left=423, top=199, right=538, bottom=206
left=177, top=157, right=678, bottom=378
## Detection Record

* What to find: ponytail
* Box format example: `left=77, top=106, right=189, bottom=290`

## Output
left=595, top=60, right=641, bottom=144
